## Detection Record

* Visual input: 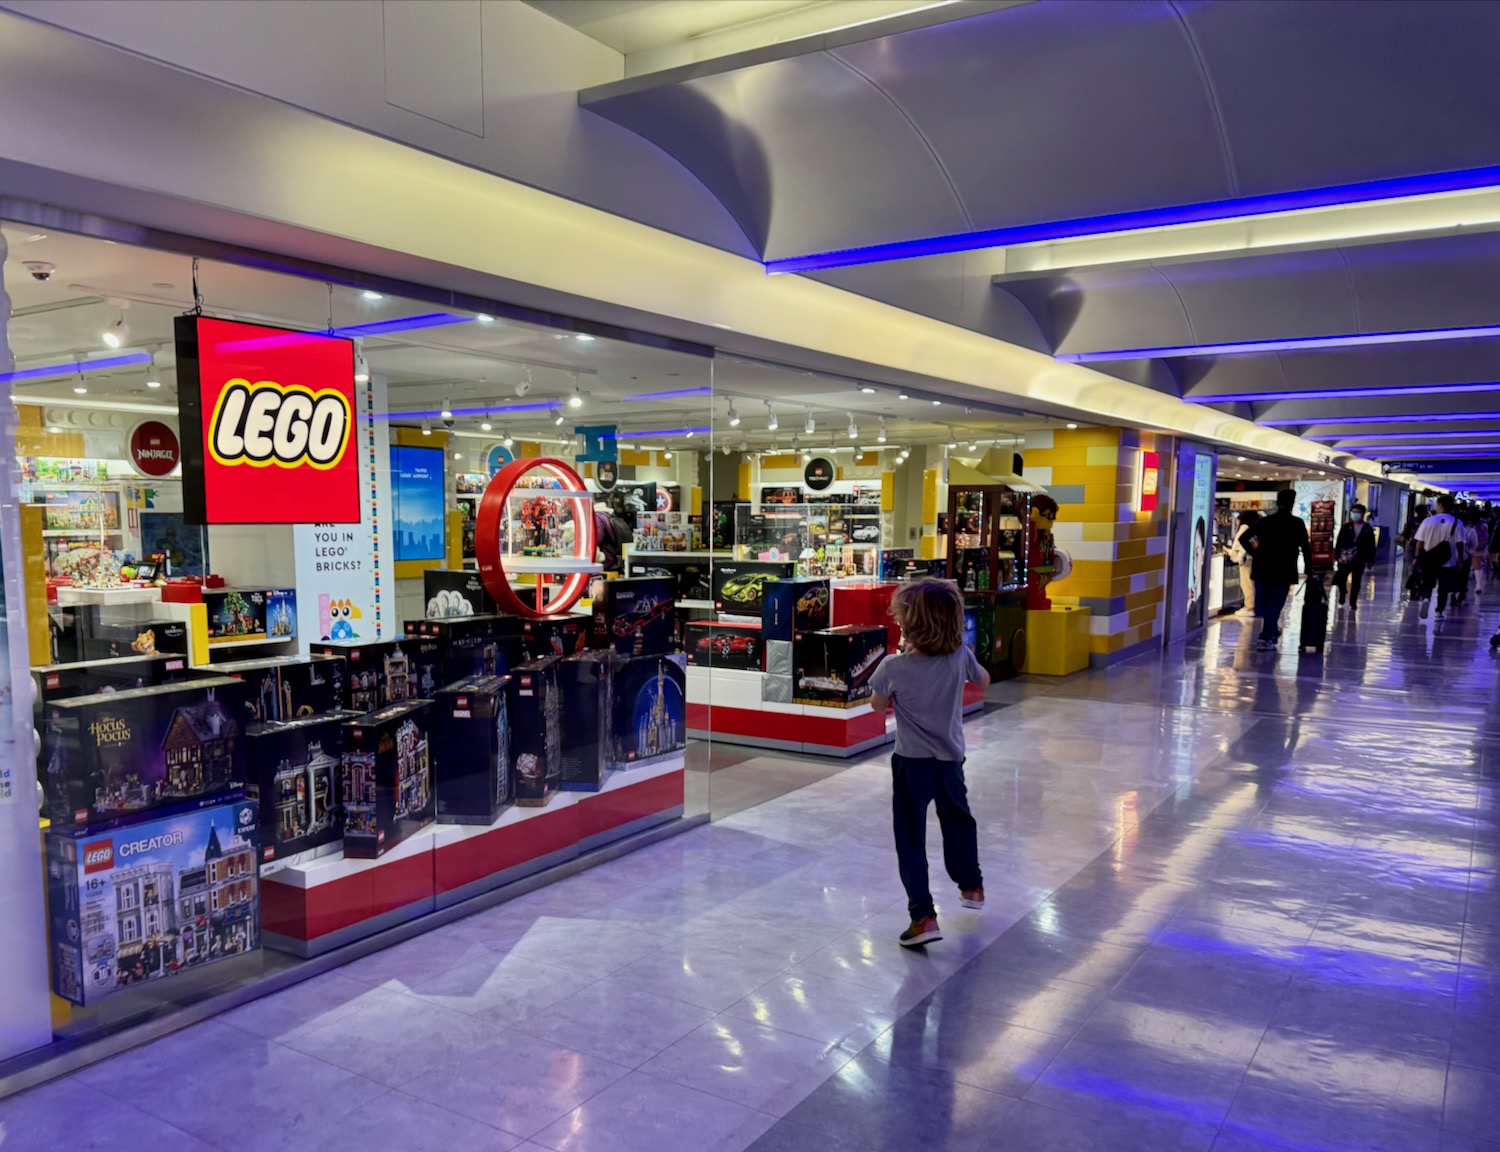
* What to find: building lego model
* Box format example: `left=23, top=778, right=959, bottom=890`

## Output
left=46, top=797, right=261, bottom=1005
left=213, top=654, right=346, bottom=723
left=761, top=577, right=831, bottom=643
left=712, top=561, right=794, bottom=618
left=794, top=626, right=890, bottom=708
left=683, top=621, right=763, bottom=671
left=593, top=576, right=675, bottom=657
left=414, top=614, right=525, bottom=687
left=430, top=676, right=513, bottom=823
left=246, top=713, right=352, bottom=868
left=44, top=678, right=248, bottom=829
left=609, top=654, right=686, bottom=771
left=559, top=653, right=614, bottom=791
left=340, top=701, right=435, bottom=858
left=510, top=656, right=562, bottom=806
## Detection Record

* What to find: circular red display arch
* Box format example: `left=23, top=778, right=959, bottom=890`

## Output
left=475, top=457, right=597, bottom=620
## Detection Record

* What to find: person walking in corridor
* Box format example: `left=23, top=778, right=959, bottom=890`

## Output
left=1230, top=509, right=1260, bottom=618
left=1333, top=503, right=1376, bottom=614
left=869, top=577, right=989, bottom=948
left=1413, top=493, right=1463, bottom=620
left=1243, top=489, right=1312, bottom=651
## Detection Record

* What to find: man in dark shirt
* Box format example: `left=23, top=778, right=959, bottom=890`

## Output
left=1242, top=489, right=1313, bottom=650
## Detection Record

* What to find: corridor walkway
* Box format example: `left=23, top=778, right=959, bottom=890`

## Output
left=1, top=566, right=1495, bottom=1151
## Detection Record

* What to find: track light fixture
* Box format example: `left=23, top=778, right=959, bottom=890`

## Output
left=878, top=419, right=887, bottom=443
left=568, top=384, right=584, bottom=409
left=503, top=431, right=514, bottom=447
left=728, top=401, right=741, bottom=427
left=102, top=313, right=129, bottom=349
left=421, top=420, right=432, bottom=436
left=805, top=412, right=816, bottom=434
left=766, top=401, right=778, bottom=432
left=554, top=408, right=565, bottom=426
left=847, top=413, right=858, bottom=439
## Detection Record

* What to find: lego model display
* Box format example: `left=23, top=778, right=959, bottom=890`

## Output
left=593, top=576, right=675, bottom=657
left=341, top=701, right=435, bottom=859
left=520, top=614, right=590, bottom=660
left=430, top=676, right=513, bottom=824
left=794, top=625, right=890, bottom=708
left=510, top=656, right=562, bottom=806
left=32, top=653, right=195, bottom=717
left=628, top=553, right=713, bottom=601
left=712, top=561, right=794, bottom=617
left=203, top=588, right=289, bottom=644
left=414, top=614, right=524, bottom=685
left=761, top=577, right=831, bottom=643
left=43, top=678, right=248, bottom=828
left=683, top=621, right=763, bottom=670
left=424, top=568, right=499, bottom=619
left=311, top=637, right=440, bottom=713
left=246, top=714, right=351, bottom=866
left=46, top=797, right=261, bottom=1005
left=610, top=654, right=686, bottom=770
left=559, top=652, right=613, bottom=791
left=213, top=654, right=346, bottom=723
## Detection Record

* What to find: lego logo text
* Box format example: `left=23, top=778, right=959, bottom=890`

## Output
left=210, top=379, right=351, bottom=470
left=83, top=843, right=114, bottom=873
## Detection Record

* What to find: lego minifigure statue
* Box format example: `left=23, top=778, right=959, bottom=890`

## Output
left=1027, top=494, right=1060, bottom=611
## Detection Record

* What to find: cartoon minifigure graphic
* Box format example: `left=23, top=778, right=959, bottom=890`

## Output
left=327, top=598, right=363, bottom=641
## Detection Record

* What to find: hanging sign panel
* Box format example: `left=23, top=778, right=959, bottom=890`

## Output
left=175, top=315, right=360, bottom=524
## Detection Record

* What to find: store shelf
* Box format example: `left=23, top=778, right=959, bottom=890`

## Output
left=512, top=488, right=592, bottom=500
left=42, top=529, right=123, bottom=537
left=502, top=557, right=602, bottom=574
left=207, top=634, right=297, bottom=650
left=55, top=586, right=163, bottom=606
left=678, top=599, right=714, bottom=610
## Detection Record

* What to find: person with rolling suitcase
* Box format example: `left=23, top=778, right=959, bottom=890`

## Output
left=1300, top=574, right=1329, bottom=653
left=1242, top=489, right=1314, bottom=652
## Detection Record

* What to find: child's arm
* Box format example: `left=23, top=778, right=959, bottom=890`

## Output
left=965, top=648, right=991, bottom=691
left=870, top=690, right=891, bottom=713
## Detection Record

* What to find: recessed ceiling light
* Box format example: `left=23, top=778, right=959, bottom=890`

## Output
left=1237, top=456, right=1247, bottom=461
left=899, top=393, right=910, bottom=400
left=1066, top=422, right=1078, bottom=429
left=859, top=385, right=876, bottom=394
left=575, top=334, right=596, bottom=343
left=73, top=386, right=87, bottom=395
left=476, top=314, right=494, bottom=323
left=362, top=291, right=383, bottom=301
left=932, top=400, right=941, bottom=406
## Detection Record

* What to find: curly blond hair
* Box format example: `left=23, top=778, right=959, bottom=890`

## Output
left=891, top=577, right=965, bottom=657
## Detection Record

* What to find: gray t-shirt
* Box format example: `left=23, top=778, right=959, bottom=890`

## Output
left=870, top=646, right=985, bottom=762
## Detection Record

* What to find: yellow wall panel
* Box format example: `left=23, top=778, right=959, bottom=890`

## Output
left=690, top=486, right=702, bottom=516
left=1053, top=428, right=1121, bottom=449
left=738, top=460, right=751, bottom=498
left=881, top=470, right=895, bottom=512
left=621, top=448, right=652, bottom=467
left=922, top=469, right=939, bottom=524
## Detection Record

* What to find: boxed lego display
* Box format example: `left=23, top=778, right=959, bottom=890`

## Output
left=832, top=583, right=901, bottom=652
left=794, top=626, right=889, bottom=708
left=415, top=615, right=525, bottom=685
left=341, top=701, right=435, bottom=858
left=610, top=654, right=686, bottom=770
left=627, top=554, right=712, bottom=601
left=520, top=614, right=590, bottom=660
left=424, top=569, right=499, bottom=619
left=683, top=621, right=763, bottom=670
left=311, top=637, right=440, bottom=712
left=46, top=796, right=261, bottom=1005
left=713, top=561, right=794, bottom=617
left=204, top=588, right=273, bottom=642
left=559, top=653, right=613, bottom=791
left=266, top=589, right=298, bottom=639
left=593, top=576, right=675, bottom=657
left=32, top=653, right=195, bottom=718
left=43, top=677, right=248, bottom=828
left=81, top=619, right=190, bottom=661
left=761, top=577, right=831, bottom=643
left=510, top=656, right=562, bottom=806
left=246, top=713, right=351, bottom=867
left=213, top=654, right=346, bottom=723
left=430, top=676, right=513, bottom=824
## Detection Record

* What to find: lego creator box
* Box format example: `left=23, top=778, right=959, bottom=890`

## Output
left=560, top=653, right=613, bottom=791
left=628, top=555, right=712, bottom=602
left=213, top=654, right=346, bottom=723
left=424, top=568, right=499, bottom=619
left=46, top=796, right=260, bottom=1005
left=510, top=657, right=562, bottom=807
left=521, top=614, right=590, bottom=661
left=712, top=561, right=793, bottom=618
left=82, top=619, right=190, bottom=661
left=610, top=654, right=686, bottom=771
left=43, top=678, right=249, bottom=829
left=246, top=714, right=351, bottom=868
left=431, top=676, right=513, bottom=824
left=683, top=621, right=763, bottom=671
left=311, top=638, right=435, bottom=713
left=761, top=578, right=831, bottom=643
left=594, top=576, right=675, bottom=657
left=794, top=626, right=889, bottom=709
left=204, top=588, right=272, bottom=642
left=340, top=701, right=435, bottom=859
left=420, top=615, right=525, bottom=687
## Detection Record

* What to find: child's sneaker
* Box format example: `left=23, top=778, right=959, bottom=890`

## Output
left=959, top=887, right=985, bottom=910
left=899, top=918, right=942, bottom=948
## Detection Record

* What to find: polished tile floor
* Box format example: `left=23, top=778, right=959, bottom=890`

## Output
left=3, top=565, right=1497, bottom=1151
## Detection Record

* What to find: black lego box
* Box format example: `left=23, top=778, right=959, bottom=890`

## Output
left=424, top=568, right=499, bottom=619
left=46, top=796, right=261, bottom=1005
left=245, top=713, right=352, bottom=868
left=761, top=577, right=831, bottom=643
left=593, top=576, right=675, bottom=657
left=431, top=676, right=513, bottom=824
left=81, top=619, right=190, bottom=661
left=794, top=625, right=889, bottom=708
left=712, top=561, right=794, bottom=617
left=42, top=677, right=248, bottom=829
left=311, top=637, right=438, bottom=712
left=609, top=654, right=686, bottom=770
left=340, top=701, right=435, bottom=858
left=32, top=653, right=196, bottom=719
left=510, top=656, right=562, bottom=806
left=520, top=614, right=590, bottom=661
left=212, top=654, right=346, bottom=723
left=417, top=615, right=525, bottom=686
left=559, top=652, right=613, bottom=791
left=628, top=554, right=712, bottom=601
left=683, top=621, right=763, bottom=671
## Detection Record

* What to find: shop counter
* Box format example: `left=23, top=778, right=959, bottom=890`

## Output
left=1022, top=606, right=1091, bottom=676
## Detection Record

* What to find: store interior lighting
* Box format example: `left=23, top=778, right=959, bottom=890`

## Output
left=727, top=400, right=740, bottom=426
left=804, top=412, right=816, bottom=434
left=569, top=385, right=584, bottom=408
left=765, top=401, right=778, bottom=431
left=101, top=315, right=129, bottom=348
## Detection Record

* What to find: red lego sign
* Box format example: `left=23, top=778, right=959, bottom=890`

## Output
left=1139, top=450, right=1161, bottom=513
left=176, top=315, right=360, bottom=524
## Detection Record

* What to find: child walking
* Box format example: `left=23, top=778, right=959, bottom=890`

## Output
left=869, top=578, right=990, bottom=948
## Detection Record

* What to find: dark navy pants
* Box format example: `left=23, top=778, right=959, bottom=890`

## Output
left=891, top=753, right=982, bottom=921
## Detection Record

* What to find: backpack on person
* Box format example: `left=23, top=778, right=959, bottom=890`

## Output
left=1416, top=516, right=1454, bottom=574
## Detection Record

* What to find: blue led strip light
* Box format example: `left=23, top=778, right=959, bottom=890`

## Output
left=0, top=352, right=150, bottom=385
left=1058, top=324, right=1500, bottom=364
left=1188, top=381, right=1500, bottom=404
left=1261, top=410, right=1500, bottom=427
left=765, top=165, right=1500, bottom=274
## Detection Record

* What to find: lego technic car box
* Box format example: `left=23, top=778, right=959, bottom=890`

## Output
left=559, top=653, right=613, bottom=791
left=43, top=678, right=249, bottom=830
left=520, top=614, right=591, bottom=661
left=794, top=626, right=890, bottom=709
left=683, top=621, right=763, bottom=671
left=81, top=619, right=191, bottom=662
left=213, top=654, right=346, bottom=724
left=246, top=713, right=354, bottom=869
left=609, top=654, right=686, bottom=771
left=424, top=568, right=499, bottom=619
left=46, top=796, right=261, bottom=1006
left=510, top=656, right=562, bottom=806
left=417, top=615, right=526, bottom=687
left=430, top=676, right=513, bottom=824
left=340, top=701, right=435, bottom=859
left=593, top=576, right=675, bottom=658
left=627, top=555, right=712, bottom=602
left=311, top=638, right=436, bottom=713
left=761, top=577, right=831, bottom=643
left=712, top=561, right=794, bottom=618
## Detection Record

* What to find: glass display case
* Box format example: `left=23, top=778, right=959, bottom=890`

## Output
left=732, top=502, right=880, bottom=576
left=946, top=483, right=1032, bottom=680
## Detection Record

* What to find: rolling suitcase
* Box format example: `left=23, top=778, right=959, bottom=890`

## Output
left=1299, top=576, right=1328, bottom=653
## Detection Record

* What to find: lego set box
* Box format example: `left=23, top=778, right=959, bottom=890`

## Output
left=46, top=796, right=261, bottom=1005
left=627, top=554, right=712, bottom=601
left=520, top=614, right=590, bottom=661
left=430, top=676, right=513, bottom=824
left=683, top=621, right=763, bottom=671
left=341, top=701, right=435, bottom=859
left=412, top=615, right=525, bottom=686
left=311, top=637, right=440, bottom=713
left=204, top=588, right=273, bottom=643
left=246, top=713, right=352, bottom=868
left=610, top=654, right=686, bottom=770
left=712, top=561, right=794, bottom=618
left=832, top=583, right=901, bottom=652
left=43, top=677, right=248, bottom=829
left=510, top=656, right=562, bottom=806
left=32, top=653, right=195, bottom=720
left=81, top=619, right=190, bottom=662
left=761, top=577, right=831, bottom=643
left=593, top=576, right=675, bottom=657
left=213, top=654, right=346, bottom=724
left=559, top=653, right=613, bottom=791
left=424, top=568, right=499, bottom=619
left=794, top=626, right=890, bottom=708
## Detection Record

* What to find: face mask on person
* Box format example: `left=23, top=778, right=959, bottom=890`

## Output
left=1351, top=512, right=1364, bottom=522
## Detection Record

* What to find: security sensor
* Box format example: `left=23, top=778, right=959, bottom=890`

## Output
left=23, top=261, right=54, bottom=282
